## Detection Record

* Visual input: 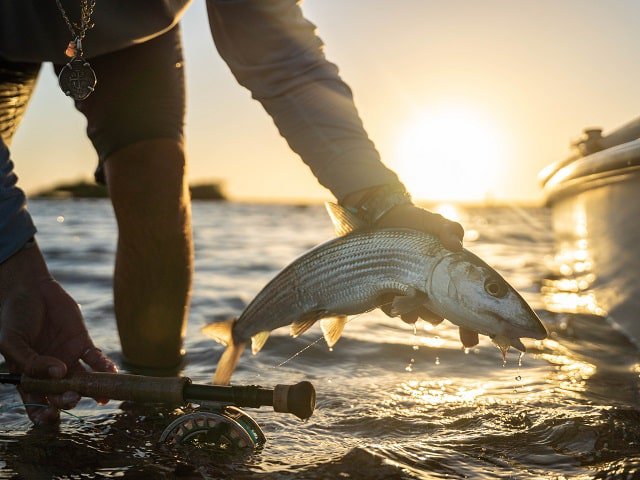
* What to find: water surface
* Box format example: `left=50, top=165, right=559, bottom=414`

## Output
left=1, top=200, right=639, bottom=479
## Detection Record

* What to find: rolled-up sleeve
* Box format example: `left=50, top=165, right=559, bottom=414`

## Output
left=206, top=0, right=404, bottom=201
left=0, top=141, right=36, bottom=263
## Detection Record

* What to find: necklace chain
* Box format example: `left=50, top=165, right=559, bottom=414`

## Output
left=55, top=0, right=96, bottom=42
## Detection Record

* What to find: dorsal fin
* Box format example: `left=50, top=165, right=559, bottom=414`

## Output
left=325, top=202, right=367, bottom=236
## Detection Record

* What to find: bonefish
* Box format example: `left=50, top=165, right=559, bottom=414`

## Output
left=203, top=203, right=547, bottom=385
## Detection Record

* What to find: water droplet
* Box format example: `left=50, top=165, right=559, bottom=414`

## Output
left=518, top=352, right=525, bottom=367
left=405, top=365, right=413, bottom=372
left=463, top=348, right=470, bottom=355
left=412, top=345, right=419, bottom=351
left=515, top=375, right=521, bottom=381
left=413, top=324, right=417, bottom=335
left=435, top=357, right=440, bottom=365
left=56, top=216, right=65, bottom=223
left=328, top=347, right=333, bottom=352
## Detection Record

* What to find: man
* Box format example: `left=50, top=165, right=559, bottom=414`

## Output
left=0, top=0, right=472, bottom=425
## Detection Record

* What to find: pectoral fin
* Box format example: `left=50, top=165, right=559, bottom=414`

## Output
left=389, top=291, right=430, bottom=316
left=321, top=315, right=348, bottom=348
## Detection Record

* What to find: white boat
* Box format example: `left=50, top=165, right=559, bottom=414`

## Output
left=540, top=118, right=640, bottom=346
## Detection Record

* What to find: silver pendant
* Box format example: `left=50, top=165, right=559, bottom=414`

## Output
left=58, top=58, right=97, bottom=101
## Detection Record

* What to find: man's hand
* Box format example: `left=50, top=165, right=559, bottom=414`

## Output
left=0, top=242, right=117, bottom=425
left=375, top=203, right=480, bottom=348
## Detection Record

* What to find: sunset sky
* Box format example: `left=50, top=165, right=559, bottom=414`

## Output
left=10, top=0, right=640, bottom=203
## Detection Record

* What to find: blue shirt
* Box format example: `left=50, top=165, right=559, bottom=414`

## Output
left=0, top=142, right=36, bottom=262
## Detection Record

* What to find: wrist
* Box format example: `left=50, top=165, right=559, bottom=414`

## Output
left=0, top=240, right=51, bottom=298
left=341, top=184, right=413, bottom=225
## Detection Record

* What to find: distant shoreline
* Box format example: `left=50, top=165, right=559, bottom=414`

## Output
left=32, top=180, right=227, bottom=201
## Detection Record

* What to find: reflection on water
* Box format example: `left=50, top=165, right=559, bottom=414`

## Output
left=541, top=199, right=603, bottom=317
left=1, top=200, right=639, bottom=479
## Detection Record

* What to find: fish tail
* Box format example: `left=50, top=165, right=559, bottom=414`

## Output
left=213, top=342, right=246, bottom=385
left=202, top=318, right=245, bottom=385
left=202, top=318, right=236, bottom=346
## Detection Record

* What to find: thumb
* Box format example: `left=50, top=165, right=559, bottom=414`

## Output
left=24, top=354, right=68, bottom=379
left=2, top=337, right=68, bottom=378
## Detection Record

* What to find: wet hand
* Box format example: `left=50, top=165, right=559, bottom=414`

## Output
left=375, top=203, right=464, bottom=252
left=0, top=243, right=117, bottom=425
left=376, top=204, right=479, bottom=348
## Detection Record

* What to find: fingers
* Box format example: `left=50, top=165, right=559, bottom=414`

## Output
left=376, top=204, right=464, bottom=252
left=439, top=222, right=464, bottom=252
left=82, top=346, right=118, bottom=374
left=46, top=391, right=81, bottom=410
left=459, top=327, right=479, bottom=348
left=1, top=334, right=68, bottom=379
left=416, top=306, right=444, bottom=325
left=400, top=312, right=419, bottom=324
left=19, top=388, right=60, bottom=426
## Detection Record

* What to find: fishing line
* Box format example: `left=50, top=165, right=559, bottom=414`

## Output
left=271, top=300, right=399, bottom=370
left=272, top=312, right=364, bottom=369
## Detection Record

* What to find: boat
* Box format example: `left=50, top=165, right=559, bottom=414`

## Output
left=540, top=117, right=640, bottom=346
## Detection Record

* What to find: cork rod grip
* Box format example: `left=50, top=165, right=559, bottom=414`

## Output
left=20, top=372, right=189, bottom=405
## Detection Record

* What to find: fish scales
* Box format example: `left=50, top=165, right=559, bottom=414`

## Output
left=204, top=203, right=547, bottom=385
left=232, top=229, right=441, bottom=342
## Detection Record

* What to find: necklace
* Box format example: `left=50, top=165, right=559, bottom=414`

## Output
left=55, top=0, right=97, bottom=101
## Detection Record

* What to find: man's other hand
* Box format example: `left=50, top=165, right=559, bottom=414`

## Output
left=375, top=203, right=480, bottom=348
left=0, top=242, right=117, bottom=425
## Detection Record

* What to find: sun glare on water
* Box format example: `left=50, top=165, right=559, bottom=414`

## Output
left=394, top=106, right=507, bottom=203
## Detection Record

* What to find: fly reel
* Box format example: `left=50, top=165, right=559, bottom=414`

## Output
left=159, top=407, right=266, bottom=450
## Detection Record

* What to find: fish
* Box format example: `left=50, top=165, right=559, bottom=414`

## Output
left=203, top=203, right=547, bottom=385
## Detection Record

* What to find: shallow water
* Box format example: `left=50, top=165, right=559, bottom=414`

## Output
left=1, top=200, right=639, bottom=479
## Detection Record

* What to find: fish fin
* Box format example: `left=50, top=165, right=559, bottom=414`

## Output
left=325, top=202, right=368, bottom=236
left=251, top=331, right=271, bottom=354
left=213, top=342, right=247, bottom=385
left=290, top=317, right=318, bottom=338
left=202, top=318, right=236, bottom=346
left=511, top=337, right=526, bottom=353
left=389, top=292, right=429, bottom=316
left=321, top=315, right=348, bottom=348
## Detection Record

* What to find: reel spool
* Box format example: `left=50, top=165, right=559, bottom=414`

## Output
left=159, top=407, right=266, bottom=450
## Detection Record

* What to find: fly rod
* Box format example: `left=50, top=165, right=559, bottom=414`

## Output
left=0, top=372, right=316, bottom=420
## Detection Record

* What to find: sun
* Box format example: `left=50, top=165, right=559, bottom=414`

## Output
left=393, top=106, right=506, bottom=203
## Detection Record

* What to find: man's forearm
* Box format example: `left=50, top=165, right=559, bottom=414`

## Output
left=207, top=0, right=404, bottom=202
left=0, top=142, right=36, bottom=263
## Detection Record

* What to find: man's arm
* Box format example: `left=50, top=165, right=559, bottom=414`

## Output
left=0, top=142, right=117, bottom=424
left=206, top=0, right=401, bottom=201
left=0, top=142, right=36, bottom=261
left=206, top=0, right=478, bottom=346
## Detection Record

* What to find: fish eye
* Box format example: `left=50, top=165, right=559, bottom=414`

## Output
left=484, top=278, right=507, bottom=298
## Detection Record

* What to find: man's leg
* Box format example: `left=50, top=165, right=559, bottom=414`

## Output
left=58, top=25, right=190, bottom=369
left=104, top=139, right=192, bottom=369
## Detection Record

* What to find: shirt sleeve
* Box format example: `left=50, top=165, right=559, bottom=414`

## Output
left=206, top=0, right=404, bottom=202
left=0, top=141, right=36, bottom=263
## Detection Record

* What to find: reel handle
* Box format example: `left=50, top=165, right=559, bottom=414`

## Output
left=18, top=373, right=316, bottom=419
left=20, top=372, right=189, bottom=405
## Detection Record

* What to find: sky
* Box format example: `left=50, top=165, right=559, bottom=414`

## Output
left=10, top=0, right=640, bottom=204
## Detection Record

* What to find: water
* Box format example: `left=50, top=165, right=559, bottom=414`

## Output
left=1, top=200, right=639, bottom=479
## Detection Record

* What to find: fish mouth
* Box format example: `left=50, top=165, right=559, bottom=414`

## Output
left=485, top=312, right=548, bottom=353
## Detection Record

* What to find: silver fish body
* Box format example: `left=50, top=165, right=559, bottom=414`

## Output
left=204, top=211, right=547, bottom=385
left=234, top=228, right=437, bottom=342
